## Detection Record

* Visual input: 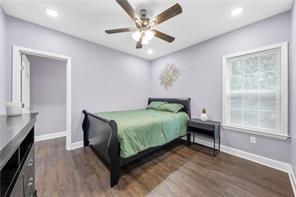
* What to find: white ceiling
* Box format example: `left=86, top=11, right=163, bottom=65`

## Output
left=0, top=0, right=293, bottom=60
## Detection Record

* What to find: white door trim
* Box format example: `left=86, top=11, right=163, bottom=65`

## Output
left=12, top=45, right=72, bottom=150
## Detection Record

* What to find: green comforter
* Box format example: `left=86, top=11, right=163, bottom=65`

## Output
left=97, top=109, right=189, bottom=158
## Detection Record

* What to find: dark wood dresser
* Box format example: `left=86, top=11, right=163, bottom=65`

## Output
left=0, top=113, right=38, bottom=197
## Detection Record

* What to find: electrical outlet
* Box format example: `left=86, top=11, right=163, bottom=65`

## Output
left=250, top=136, right=256, bottom=144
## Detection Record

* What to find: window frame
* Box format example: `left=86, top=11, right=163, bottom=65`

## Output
left=222, top=42, right=289, bottom=140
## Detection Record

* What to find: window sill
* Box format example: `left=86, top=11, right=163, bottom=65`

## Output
left=222, top=125, right=290, bottom=140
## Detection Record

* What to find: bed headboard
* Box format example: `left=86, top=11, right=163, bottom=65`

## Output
left=148, top=98, right=191, bottom=118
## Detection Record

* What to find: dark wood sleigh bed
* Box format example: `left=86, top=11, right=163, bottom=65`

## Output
left=82, top=98, right=191, bottom=187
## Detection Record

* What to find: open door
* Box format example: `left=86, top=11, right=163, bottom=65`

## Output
left=21, top=54, right=30, bottom=113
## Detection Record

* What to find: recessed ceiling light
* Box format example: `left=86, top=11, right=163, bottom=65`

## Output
left=46, top=8, right=59, bottom=18
left=230, top=7, right=243, bottom=17
left=147, top=49, right=154, bottom=54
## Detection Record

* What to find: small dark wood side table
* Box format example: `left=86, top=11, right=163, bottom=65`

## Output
left=187, top=119, right=221, bottom=156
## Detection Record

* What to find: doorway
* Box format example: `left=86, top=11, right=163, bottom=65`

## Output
left=12, top=46, right=72, bottom=150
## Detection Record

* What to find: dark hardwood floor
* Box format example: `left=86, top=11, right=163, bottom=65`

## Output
left=35, top=138, right=294, bottom=197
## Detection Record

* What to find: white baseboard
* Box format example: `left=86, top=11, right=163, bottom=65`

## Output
left=35, top=131, right=66, bottom=142
left=190, top=135, right=214, bottom=148
left=190, top=134, right=289, bottom=172
left=69, top=141, right=83, bottom=150
left=288, top=165, right=296, bottom=196
left=220, top=145, right=290, bottom=173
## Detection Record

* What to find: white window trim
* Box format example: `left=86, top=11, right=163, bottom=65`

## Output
left=222, top=42, right=289, bottom=140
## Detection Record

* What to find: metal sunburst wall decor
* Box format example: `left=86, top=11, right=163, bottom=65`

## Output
left=159, top=63, right=181, bottom=90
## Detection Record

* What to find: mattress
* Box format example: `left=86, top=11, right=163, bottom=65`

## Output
left=97, top=109, right=189, bottom=158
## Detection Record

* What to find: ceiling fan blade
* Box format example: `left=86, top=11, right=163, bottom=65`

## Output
left=105, top=27, right=136, bottom=34
left=116, top=0, right=142, bottom=27
left=153, top=30, right=175, bottom=43
left=151, top=3, right=182, bottom=25
left=136, top=37, right=143, bottom=49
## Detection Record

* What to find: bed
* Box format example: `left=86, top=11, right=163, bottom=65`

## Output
left=82, top=98, right=191, bottom=187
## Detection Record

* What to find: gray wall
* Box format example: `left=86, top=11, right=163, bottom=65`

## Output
left=0, top=8, right=7, bottom=114
left=27, top=55, right=66, bottom=136
left=290, top=2, right=296, bottom=174
left=6, top=15, right=151, bottom=142
left=150, top=12, right=292, bottom=163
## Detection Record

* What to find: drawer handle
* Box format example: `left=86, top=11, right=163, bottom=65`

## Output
left=26, top=159, right=34, bottom=167
left=27, top=177, right=34, bottom=187
left=27, top=182, right=33, bottom=187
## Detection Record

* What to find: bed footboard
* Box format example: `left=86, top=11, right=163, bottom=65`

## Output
left=82, top=110, right=120, bottom=187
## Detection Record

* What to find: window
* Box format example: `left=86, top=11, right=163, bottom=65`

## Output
left=222, top=42, right=288, bottom=139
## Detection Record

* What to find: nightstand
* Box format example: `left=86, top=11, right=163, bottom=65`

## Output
left=187, top=119, right=221, bottom=156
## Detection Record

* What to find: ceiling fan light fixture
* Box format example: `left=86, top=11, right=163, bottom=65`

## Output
left=142, top=36, right=150, bottom=45
left=132, top=31, right=141, bottom=41
left=149, top=20, right=157, bottom=27
left=105, top=0, right=182, bottom=49
left=145, top=30, right=155, bottom=41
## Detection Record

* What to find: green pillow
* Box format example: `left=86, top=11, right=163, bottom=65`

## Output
left=158, top=103, right=184, bottom=113
left=146, top=101, right=166, bottom=110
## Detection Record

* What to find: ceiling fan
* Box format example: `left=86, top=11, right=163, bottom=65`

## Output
left=105, top=0, right=183, bottom=49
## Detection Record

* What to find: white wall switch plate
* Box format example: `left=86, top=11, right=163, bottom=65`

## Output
left=250, top=136, right=256, bottom=144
